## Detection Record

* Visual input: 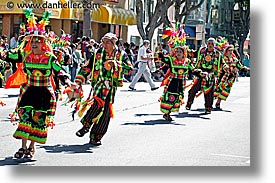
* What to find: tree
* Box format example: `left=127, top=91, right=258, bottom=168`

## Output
left=232, top=0, right=250, bottom=59
left=135, top=0, right=174, bottom=41
left=174, top=0, right=205, bottom=25
left=135, top=0, right=205, bottom=42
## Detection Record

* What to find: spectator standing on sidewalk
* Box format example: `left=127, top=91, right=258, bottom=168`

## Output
left=10, top=33, right=18, bottom=49
left=83, top=38, right=95, bottom=63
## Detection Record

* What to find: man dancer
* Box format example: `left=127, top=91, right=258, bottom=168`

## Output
left=74, top=33, right=132, bottom=145
left=185, top=38, right=221, bottom=114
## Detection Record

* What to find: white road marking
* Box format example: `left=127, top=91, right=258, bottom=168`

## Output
left=211, top=153, right=250, bottom=159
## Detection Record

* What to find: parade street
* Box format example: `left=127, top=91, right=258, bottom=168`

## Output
left=0, top=77, right=250, bottom=166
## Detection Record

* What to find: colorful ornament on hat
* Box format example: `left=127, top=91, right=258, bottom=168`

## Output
left=23, top=8, right=52, bottom=35
left=215, top=37, right=229, bottom=51
left=24, top=9, right=38, bottom=33
left=37, top=11, right=52, bottom=34
left=162, top=22, right=187, bottom=49
left=19, top=23, right=26, bottom=35
left=59, top=29, right=71, bottom=46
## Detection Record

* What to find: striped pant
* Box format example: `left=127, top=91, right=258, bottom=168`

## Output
left=187, top=77, right=215, bottom=109
left=81, top=96, right=111, bottom=141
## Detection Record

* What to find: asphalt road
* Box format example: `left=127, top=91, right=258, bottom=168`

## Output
left=0, top=77, right=250, bottom=166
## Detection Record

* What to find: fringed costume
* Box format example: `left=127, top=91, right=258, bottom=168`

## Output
left=186, top=38, right=221, bottom=114
left=9, top=9, right=72, bottom=160
left=159, top=23, right=194, bottom=120
left=214, top=45, right=248, bottom=107
left=75, top=33, right=131, bottom=145
left=159, top=54, right=193, bottom=117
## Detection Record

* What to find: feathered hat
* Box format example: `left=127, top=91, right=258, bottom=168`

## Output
left=50, top=29, right=71, bottom=50
left=21, top=9, right=52, bottom=54
left=215, top=36, right=229, bottom=51
left=162, top=22, right=187, bottom=49
left=23, top=8, right=51, bottom=37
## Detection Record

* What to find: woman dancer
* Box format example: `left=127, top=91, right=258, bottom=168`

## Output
left=11, top=9, right=72, bottom=159
left=214, top=45, right=249, bottom=109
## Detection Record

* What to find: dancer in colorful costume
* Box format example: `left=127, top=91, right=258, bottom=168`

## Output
left=185, top=38, right=221, bottom=114
left=10, top=9, right=72, bottom=159
left=158, top=24, right=194, bottom=121
left=74, top=33, right=132, bottom=145
left=214, top=44, right=249, bottom=109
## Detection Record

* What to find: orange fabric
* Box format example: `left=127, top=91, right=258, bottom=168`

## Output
left=109, top=103, right=114, bottom=118
left=160, top=69, right=171, bottom=87
left=4, top=63, right=27, bottom=88
left=94, top=96, right=104, bottom=107
left=63, top=86, right=73, bottom=94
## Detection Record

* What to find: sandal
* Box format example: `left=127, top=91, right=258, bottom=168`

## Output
left=14, top=148, right=27, bottom=159
left=215, top=103, right=222, bottom=110
left=23, top=147, right=35, bottom=159
left=163, top=114, right=173, bottom=121
left=185, top=102, right=192, bottom=110
left=89, top=139, right=102, bottom=146
left=205, top=107, right=212, bottom=114
left=28, top=147, right=35, bottom=155
left=76, top=126, right=89, bottom=137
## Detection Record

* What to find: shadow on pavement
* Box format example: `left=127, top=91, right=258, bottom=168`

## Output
left=212, top=108, right=232, bottom=112
left=177, top=111, right=211, bottom=120
left=120, top=89, right=147, bottom=92
left=37, top=143, right=96, bottom=154
left=189, top=107, right=232, bottom=113
left=0, top=156, right=37, bottom=166
left=122, top=119, right=185, bottom=126
left=135, top=111, right=211, bottom=120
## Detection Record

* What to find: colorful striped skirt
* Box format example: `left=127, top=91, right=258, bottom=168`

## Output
left=13, top=86, right=54, bottom=144
left=160, top=91, right=183, bottom=114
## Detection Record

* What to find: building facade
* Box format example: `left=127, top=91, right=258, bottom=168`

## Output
left=0, top=0, right=137, bottom=42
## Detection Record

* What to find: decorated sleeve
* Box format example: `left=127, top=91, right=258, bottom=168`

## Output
left=51, top=54, right=70, bottom=84
left=5, top=49, right=23, bottom=63
left=158, top=52, right=171, bottom=66
left=74, top=53, right=94, bottom=84
left=121, top=51, right=132, bottom=71
left=194, top=47, right=204, bottom=69
left=214, top=52, right=221, bottom=76
left=185, top=58, right=193, bottom=71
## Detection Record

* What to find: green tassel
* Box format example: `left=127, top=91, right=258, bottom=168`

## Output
left=92, top=109, right=104, bottom=124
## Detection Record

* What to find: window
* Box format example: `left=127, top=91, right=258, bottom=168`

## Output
left=13, top=15, right=23, bottom=36
left=130, top=0, right=135, bottom=11
left=130, top=36, right=141, bottom=46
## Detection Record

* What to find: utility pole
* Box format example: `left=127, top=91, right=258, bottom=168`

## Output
left=83, top=0, right=92, bottom=38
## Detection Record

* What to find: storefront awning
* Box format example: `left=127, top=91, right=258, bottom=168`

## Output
left=91, top=5, right=137, bottom=25
left=0, top=0, right=137, bottom=25
left=60, top=4, right=137, bottom=25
